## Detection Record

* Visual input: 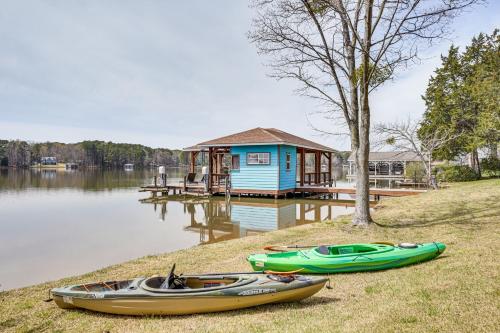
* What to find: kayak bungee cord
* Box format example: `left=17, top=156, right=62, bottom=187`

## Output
left=433, top=241, right=443, bottom=254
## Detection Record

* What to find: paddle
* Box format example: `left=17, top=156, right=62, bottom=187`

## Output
left=160, top=263, right=176, bottom=289
left=194, top=270, right=302, bottom=276
left=371, top=241, right=395, bottom=246
left=264, top=241, right=396, bottom=252
left=263, top=245, right=318, bottom=252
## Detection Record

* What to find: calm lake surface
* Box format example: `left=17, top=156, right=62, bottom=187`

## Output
left=0, top=168, right=358, bottom=290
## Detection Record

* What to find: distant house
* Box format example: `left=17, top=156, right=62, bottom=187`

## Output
left=40, top=157, right=57, bottom=165
left=184, top=127, right=336, bottom=197
left=347, top=151, right=422, bottom=179
left=65, top=163, right=78, bottom=170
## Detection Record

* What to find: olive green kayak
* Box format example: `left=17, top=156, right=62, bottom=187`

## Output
left=247, top=242, right=446, bottom=273
left=51, top=270, right=327, bottom=315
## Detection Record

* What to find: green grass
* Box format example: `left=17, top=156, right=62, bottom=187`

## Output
left=1, top=179, right=499, bottom=332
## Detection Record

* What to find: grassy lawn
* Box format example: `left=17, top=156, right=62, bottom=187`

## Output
left=1, top=179, right=499, bottom=332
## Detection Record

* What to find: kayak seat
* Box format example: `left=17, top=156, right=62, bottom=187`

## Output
left=338, top=247, right=354, bottom=255
left=317, top=246, right=330, bottom=255
left=170, top=278, right=187, bottom=289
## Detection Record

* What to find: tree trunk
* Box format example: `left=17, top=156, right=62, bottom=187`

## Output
left=427, top=157, right=438, bottom=189
left=474, top=149, right=481, bottom=178
left=353, top=91, right=373, bottom=225
left=489, top=143, right=498, bottom=159
left=470, top=148, right=481, bottom=177
left=353, top=140, right=373, bottom=225
left=352, top=0, right=374, bottom=226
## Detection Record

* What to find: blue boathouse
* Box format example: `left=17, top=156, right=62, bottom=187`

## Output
left=184, top=128, right=336, bottom=198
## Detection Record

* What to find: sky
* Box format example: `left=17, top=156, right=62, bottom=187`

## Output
left=0, top=1, right=498, bottom=150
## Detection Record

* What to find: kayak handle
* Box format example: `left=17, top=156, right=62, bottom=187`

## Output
left=43, top=290, right=53, bottom=302
left=326, top=277, right=333, bottom=290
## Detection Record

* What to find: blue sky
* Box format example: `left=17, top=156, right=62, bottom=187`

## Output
left=0, top=1, right=498, bottom=150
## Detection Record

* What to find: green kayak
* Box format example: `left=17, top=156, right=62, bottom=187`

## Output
left=247, top=242, right=446, bottom=273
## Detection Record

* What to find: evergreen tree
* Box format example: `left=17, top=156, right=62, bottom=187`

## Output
left=420, top=30, right=500, bottom=176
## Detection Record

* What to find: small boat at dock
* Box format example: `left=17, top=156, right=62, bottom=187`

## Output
left=247, top=242, right=446, bottom=274
left=51, top=266, right=327, bottom=315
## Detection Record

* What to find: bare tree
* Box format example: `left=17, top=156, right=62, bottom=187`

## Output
left=374, top=118, right=458, bottom=188
left=249, top=0, right=480, bottom=225
left=6, top=140, right=31, bottom=168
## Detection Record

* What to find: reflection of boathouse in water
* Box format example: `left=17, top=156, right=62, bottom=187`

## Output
left=148, top=197, right=352, bottom=245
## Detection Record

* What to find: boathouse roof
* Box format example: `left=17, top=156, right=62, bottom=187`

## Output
left=347, top=151, right=421, bottom=162
left=184, top=127, right=335, bottom=152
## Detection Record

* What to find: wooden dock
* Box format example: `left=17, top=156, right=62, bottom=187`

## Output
left=140, top=184, right=207, bottom=196
left=140, top=183, right=425, bottom=201
left=295, top=186, right=426, bottom=199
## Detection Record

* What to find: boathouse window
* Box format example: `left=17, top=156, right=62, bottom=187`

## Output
left=247, top=152, right=270, bottom=165
left=231, top=155, right=240, bottom=170
left=286, top=152, right=291, bottom=171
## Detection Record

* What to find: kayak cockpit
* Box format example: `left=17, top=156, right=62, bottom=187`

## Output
left=144, top=276, right=238, bottom=289
left=314, top=244, right=393, bottom=256
left=140, top=275, right=256, bottom=293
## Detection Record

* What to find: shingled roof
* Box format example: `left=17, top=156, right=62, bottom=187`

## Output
left=347, top=151, right=421, bottom=162
left=184, top=127, right=335, bottom=152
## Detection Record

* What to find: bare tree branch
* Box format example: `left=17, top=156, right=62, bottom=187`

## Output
left=374, top=117, right=461, bottom=188
left=249, top=0, right=480, bottom=222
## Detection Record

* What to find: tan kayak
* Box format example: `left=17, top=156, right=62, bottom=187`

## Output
left=51, top=267, right=327, bottom=315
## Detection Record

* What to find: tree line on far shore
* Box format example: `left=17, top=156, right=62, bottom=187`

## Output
left=0, top=139, right=188, bottom=168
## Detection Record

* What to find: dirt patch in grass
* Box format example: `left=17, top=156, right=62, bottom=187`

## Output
left=1, top=179, right=499, bottom=332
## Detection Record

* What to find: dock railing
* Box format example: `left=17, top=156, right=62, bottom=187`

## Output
left=300, top=172, right=333, bottom=186
left=210, top=173, right=230, bottom=191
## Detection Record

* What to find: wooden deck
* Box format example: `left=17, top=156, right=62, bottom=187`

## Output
left=139, top=184, right=207, bottom=195
left=140, top=183, right=426, bottom=200
left=295, top=186, right=426, bottom=197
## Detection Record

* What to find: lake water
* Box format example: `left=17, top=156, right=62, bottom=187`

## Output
left=0, top=168, right=357, bottom=290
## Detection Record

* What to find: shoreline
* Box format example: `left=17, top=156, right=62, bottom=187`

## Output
left=1, top=179, right=499, bottom=332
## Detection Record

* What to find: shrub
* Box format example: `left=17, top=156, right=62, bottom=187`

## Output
left=434, top=164, right=479, bottom=182
left=404, top=162, right=426, bottom=182
left=481, top=157, right=500, bottom=177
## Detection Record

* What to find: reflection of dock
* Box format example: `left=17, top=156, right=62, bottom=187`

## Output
left=141, top=196, right=360, bottom=246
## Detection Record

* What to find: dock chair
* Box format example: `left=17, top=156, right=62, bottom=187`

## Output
left=181, top=173, right=199, bottom=184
